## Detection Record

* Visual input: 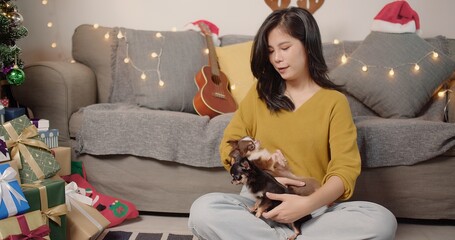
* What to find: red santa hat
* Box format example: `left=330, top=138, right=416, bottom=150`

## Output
left=371, top=0, right=420, bottom=34
left=184, top=19, right=221, bottom=46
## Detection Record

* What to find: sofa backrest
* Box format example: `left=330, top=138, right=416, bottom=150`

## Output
left=71, top=24, right=454, bottom=121
left=72, top=24, right=114, bottom=103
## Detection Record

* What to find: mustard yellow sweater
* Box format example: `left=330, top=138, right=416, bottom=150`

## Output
left=220, top=87, right=361, bottom=200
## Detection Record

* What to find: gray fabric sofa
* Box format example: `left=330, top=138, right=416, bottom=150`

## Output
left=12, top=24, right=455, bottom=220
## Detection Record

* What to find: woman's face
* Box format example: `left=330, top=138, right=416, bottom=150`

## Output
left=267, top=27, right=309, bottom=82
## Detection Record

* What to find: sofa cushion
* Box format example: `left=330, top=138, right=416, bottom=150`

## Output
left=330, top=32, right=455, bottom=118
left=355, top=116, right=455, bottom=167
left=75, top=103, right=232, bottom=168
left=111, top=27, right=207, bottom=113
left=216, top=41, right=256, bottom=104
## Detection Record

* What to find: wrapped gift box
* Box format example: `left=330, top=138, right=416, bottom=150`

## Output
left=4, top=107, right=26, bottom=122
left=0, top=98, right=8, bottom=108
left=0, top=115, right=61, bottom=183
left=0, top=136, right=10, bottom=162
left=66, top=182, right=110, bottom=240
left=31, top=118, right=50, bottom=131
left=0, top=163, right=30, bottom=220
left=0, top=159, right=20, bottom=183
left=0, top=105, right=4, bottom=124
left=51, top=147, right=71, bottom=176
left=22, top=178, right=67, bottom=240
left=0, top=210, right=50, bottom=239
left=38, top=129, right=59, bottom=149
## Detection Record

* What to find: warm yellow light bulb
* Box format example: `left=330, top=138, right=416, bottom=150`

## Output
left=117, top=31, right=124, bottom=39
left=47, top=22, right=53, bottom=28
left=93, top=24, right=99, bottom=29
left=389, top=68, right=395, bottom=76
left=51, top=42, right=57, bottom=48
left=333, top=39, right=340, bottom=45
left=42, top=0, right=48, bottom=5
left=155, top=32, right=162, bottom=38
left=104, top=32, right=110, bottom=39
left=70, top=59, right=76, bottom=63
left=361, top=65, right=368, bottom=72
left=230, top=84, right=236, bottom=91
left=438, top=90, right=446, bottom=98
left=159, top=80, right=165, bottom=87
left=341, top=54, right=347, bottom=64
left=204, top=48, right=209, bottom=54
left=141, top=72, right=146, bottom=80
left=151, top=52, right=158, bottom=58
left=414, top=64, right=420, bottom=71
left=124, top=57, right=130, bottom=63
left=432, top=51, right=439, bottom=58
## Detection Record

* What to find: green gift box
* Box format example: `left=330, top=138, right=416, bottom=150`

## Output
left=22, top=178, right=67, bottom=240
left=0, top=114, right=60, bottom=183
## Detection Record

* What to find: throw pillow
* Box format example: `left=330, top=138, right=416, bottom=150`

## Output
left=111, top=27, right=207, bottom=113
left=329, top=32, right=455, bottom=118
left=216, top=41, right=256, bottom=104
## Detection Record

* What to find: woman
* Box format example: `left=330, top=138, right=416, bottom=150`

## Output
left=189, top=7, right=397, bottom=240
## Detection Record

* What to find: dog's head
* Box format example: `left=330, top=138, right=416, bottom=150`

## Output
left=230, top=157, right=253, bottom=185
left=227, top=136, right=259, bottom=161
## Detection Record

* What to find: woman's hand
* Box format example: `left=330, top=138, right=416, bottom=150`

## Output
left=275, top=177, right=306, bottom=187
left=263, top=176, right=346, bottom=224
left=261, top=193, right=313, bottom=223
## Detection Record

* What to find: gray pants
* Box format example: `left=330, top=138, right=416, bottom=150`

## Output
left=188, top=188, right=397, bottom=240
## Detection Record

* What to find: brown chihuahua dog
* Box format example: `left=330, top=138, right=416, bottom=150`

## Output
left=230, top=157, right=310, bottom=240
left=227, top=136, right=320, bottom=197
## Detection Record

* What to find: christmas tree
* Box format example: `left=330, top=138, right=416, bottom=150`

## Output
left=0, top=0, right=27, bottom=86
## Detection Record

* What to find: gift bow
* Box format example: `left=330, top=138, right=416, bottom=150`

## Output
left=65, top=181, right=93, bottom=210
left=42, top=204, right=67, bottom=226
left=21, top=181, right=68, bottom=226
left=0, top=166, right=27, bottom=216
left=5, top=123, right=50, bottom=179
left=65, top=181, right=104, bottom=231
left=7, top=214, right=50, bottom=240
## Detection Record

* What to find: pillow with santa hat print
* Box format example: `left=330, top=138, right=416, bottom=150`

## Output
left=329, top=0, right=455, bottom=118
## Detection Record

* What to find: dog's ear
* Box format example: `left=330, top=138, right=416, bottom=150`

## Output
left=227, top=139, right=239, bottom=148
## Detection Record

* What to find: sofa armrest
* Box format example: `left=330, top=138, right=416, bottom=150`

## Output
left=11, top=61, right=97, bottom=146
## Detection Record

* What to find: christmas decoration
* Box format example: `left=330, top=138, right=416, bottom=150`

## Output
left=6, top=66, right=24, bottom=85
left=0, top=0, right=28, bottom=89
left=371, top=0, right=420, bottom=34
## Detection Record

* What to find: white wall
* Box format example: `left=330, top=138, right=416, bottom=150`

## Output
left=15, top=0, right=455, bottom=64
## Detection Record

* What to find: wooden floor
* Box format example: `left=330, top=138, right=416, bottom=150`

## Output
left=108, top=214, right=455, bottom=240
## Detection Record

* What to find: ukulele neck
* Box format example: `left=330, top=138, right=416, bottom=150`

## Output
left=205, top=34, right=221, bottom=79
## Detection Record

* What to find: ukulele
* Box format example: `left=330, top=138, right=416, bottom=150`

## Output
left=193, top=23, right=237, bottom=118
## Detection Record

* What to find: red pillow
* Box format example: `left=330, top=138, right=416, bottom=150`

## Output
left=62, top=174, right=139, bottom=227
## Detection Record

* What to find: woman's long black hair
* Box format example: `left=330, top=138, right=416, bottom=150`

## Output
left=251, top=7, right=340, bottom=113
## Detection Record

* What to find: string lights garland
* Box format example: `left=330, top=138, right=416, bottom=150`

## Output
left=332, top=38, right=448, bottom=98
left=333, top=38, right=441, bottom=77
left=117, top=29, right=167, bottom=87
left=39, top=1, right=451, bottom=111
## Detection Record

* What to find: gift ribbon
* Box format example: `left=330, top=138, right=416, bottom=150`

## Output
left=21, top=181, right=67, bottom=226
left=6, top=214, right=50, bottom=240
left=4, top=123, right=50, bottom=180
left=0, top=166, right=27, bottom=216
left=65, top=182, right=104, bottom=232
